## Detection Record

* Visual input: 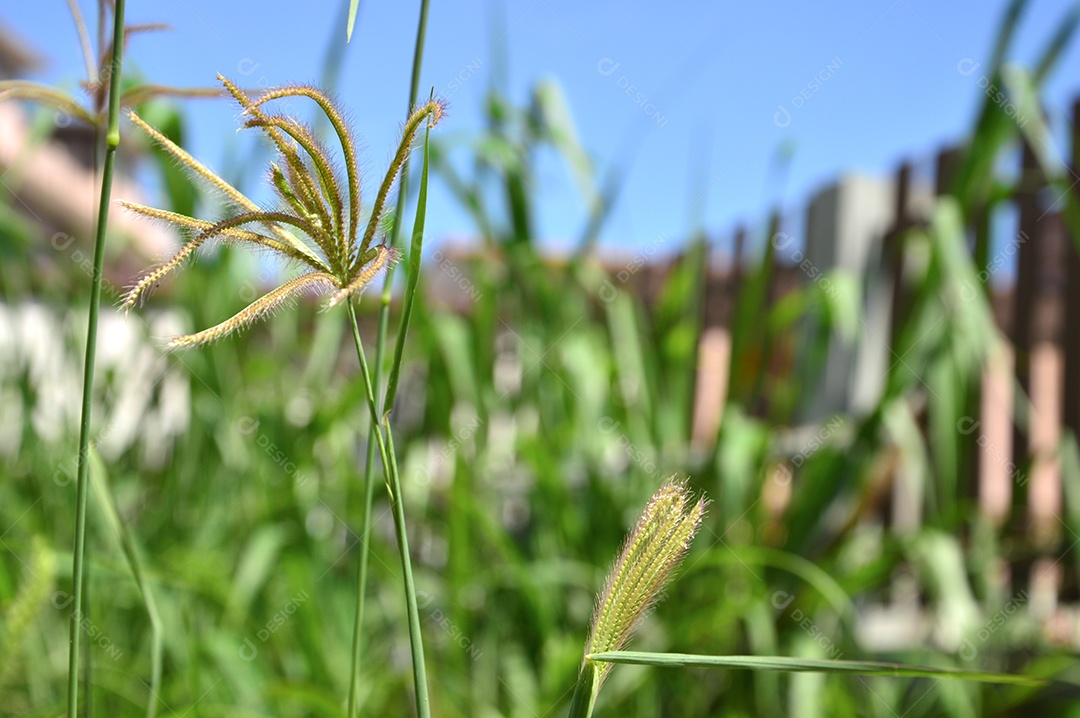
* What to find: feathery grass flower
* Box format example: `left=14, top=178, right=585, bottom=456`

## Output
left=120, top=75, right=445, bottom=349
left=571, top=477, right=707, bottom=716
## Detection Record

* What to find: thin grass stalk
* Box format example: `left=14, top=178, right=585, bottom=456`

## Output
left=346, top=263, right=393, bottom=717
left=346, top=0, right=430, bottom=712
left=346, top=242, right=398, bottom=717
left=346, top=287, right=389, bottom=715
left=346, top=416, right=380, bottom=717
left=67, top=2, right=126, bottom=716
left=64, top=0, right=96, bottom=86
left=345, top=298, right=430, bottom=718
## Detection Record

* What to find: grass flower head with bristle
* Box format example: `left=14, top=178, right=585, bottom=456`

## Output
left=570, top=477, right=707, bottom=717
left=121, top=75, right=445, bottom=349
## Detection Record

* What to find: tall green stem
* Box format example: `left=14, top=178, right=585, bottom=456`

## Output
left=345, top=299, right=387, bottom=716
left=345, top=0, right=430, bottom=713
left=67, top=2, right=126, bottom=716
left=346, top=299, right=430, bottom=718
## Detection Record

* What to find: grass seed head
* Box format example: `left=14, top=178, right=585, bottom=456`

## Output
left=583, top=477, right=708, bottom=688
left=120, top=76, right=446, bottom=348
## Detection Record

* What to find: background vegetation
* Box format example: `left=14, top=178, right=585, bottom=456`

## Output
left=2, top=1, right=1080, bottom=716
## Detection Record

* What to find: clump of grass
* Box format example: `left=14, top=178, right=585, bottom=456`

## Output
left=570, top=477, right=708, bottom=717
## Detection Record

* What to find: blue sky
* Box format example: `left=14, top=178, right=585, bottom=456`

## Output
left=4, top=0, right=1079, bottom=258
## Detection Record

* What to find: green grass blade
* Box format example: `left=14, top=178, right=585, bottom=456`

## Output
left=586, top=652, right=1047, bottom=686
left=346, top=0, right=361, bottom=41
left=1033, top=2, right=1080, bottom=83
left=384, top=124, right=430, bottom=415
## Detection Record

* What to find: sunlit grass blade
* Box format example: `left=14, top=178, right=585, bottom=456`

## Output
left=585, top=651, right=1048, bottom=687
left=347, top=0, right=361, bottom=41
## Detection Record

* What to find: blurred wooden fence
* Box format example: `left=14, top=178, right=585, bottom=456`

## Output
left=687, top=97, right=1080, bottom=643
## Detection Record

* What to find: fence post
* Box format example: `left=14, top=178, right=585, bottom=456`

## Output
left=800, top=175, right=892, bottom=419
left=1011, top=141, right=1041, bottom=501
left=884, top=161, right=913, bottom=349
left=1064, top=99, right=1080, bottom=444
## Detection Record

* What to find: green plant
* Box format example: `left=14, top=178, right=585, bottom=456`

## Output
left=567, top=479, right=1047, bottom=718
left=5, top=1, right=1080, bottom=715
left=569, top=478, right=707, bottom=717
left=349, top=3, right=431, bottom=715
left=121, top=74, right=444, bottom=717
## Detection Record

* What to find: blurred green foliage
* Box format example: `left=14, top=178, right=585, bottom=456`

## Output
left=4, top=1, right=1080, bottom=716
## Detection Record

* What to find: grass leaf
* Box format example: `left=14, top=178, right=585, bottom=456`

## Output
left=586, top=652, right=1047, bottom=687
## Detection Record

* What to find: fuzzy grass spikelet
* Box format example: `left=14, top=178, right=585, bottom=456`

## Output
left=572, top=477, right=707, bottom=714
left=121, top=75, right=445, bottom=348
left=0, top=536, right=56, bottom=691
